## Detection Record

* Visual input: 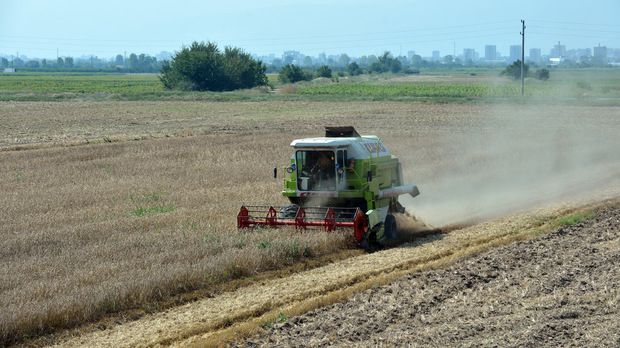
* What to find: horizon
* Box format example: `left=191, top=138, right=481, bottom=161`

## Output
left=1, top=0, right=619, bottom=60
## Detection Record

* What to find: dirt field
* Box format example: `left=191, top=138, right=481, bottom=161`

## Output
left=243, top=203, right=620, bottom=347
left=1, top=100, right=619, bottom=344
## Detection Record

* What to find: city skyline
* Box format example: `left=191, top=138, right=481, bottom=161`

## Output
left=1, top=0, right=619, bottom=59
left=2, top=40, right=617, bottom=63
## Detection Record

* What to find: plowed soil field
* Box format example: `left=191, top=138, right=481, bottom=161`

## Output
left=243, top=202, right=620, bottom=347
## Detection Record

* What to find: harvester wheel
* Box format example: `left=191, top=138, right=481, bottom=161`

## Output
left=384, top=214, right=397, bottom=241
left=361, top=222, right=383, bottom=252
left=279, top=204, right=299, bottom=219
left=360, top=231, right=379, bottom=252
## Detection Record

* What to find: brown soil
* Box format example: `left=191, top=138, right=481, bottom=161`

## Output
left=242, top=203, right=620, bottom=347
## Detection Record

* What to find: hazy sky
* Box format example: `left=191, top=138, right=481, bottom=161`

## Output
left=2, top=0, right=619, bottom=59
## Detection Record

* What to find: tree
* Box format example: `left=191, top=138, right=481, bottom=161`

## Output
left=302, top=56, right=313, bottom=67
left=338, top=54, right=350, bottom=67
left=13, top=57, right=24, bottom=67
left=57, top=57, right=64, bottom=67
left=128, top=53, right=139, bottom=70
left=370, top=52, right=401, bottom=73
left=64, top=57, right=74, bottom=68
left=535, top=68, right=550, bottom=80
left=115, top=54, right=124, bottom=66
left=410, top=54, right=423, bottom=67
left=0, top=57, right=8, bottom=68
left=278, top=64, right=311, bottom=83
left=347, top=62, right=363, bottom=76
left=160, top=41, right=267, bottom=91
left=316, top=65, right=332, bottom=78
left=501, top=60, right=529, bottom=80
left=221, top=46, right=268, bottom=89
left=25, top=60, right=40, bottom=68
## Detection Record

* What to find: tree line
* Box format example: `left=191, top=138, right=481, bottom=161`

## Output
left=0, top=53, right=163, bottom=72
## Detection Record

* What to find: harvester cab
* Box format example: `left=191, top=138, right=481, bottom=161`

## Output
left=238, top=126, right=419, bottom=249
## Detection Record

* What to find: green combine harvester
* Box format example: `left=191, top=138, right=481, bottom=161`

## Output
left=238, top=126, right=419, bottom=249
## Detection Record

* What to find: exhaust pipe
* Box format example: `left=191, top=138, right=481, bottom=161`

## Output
left=377, top=184, right=420, bottom=199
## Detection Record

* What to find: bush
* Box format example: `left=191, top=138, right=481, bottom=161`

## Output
left=501, top=60, right=529, bottom=80
left=370, top=52, right=402, bottom=73
left=535, top=68, right=550, bottom=80
left=159, top=41, right=267, bottom=91
left=278, top=64, right=312, bottom=83
left=347, top=62, right=363, bottom=76
left=316, top=65, right=332, bottom=78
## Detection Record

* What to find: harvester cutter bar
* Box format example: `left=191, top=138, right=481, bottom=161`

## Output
left=237, top=205, right=368, bottom=242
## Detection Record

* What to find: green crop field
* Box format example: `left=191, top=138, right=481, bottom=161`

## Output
left=297, top=69, right=620, bottom=101
left=0, top=73, right=163, bottom=94
left=0, top=68, right=618, bottom=103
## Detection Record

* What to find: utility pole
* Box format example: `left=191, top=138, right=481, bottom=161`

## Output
left=520, top=19, right=526, bottom=96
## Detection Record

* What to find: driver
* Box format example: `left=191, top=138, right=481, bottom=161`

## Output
left=311, top=152, right=335, bottom=188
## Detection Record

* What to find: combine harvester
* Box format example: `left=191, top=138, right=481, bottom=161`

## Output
left=238, top=127, right=419, bottom=249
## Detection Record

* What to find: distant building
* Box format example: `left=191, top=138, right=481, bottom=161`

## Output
left=432, top=50, right=440, bottom=61
left=3, top=68, right=15, bottom=73
left=509, top=45, right=521, bottom=63
left=484, top=45, right=496, bottom=60
left=528, top=48, right=541, bottom=63
left=593, top=44, right=607, bottom=59
left=549, top=57, right=562, bottom=66
left=550, top=41, right=566, bottom=57
left=407, top=50, right=416, bottom=60
left=463, top=48, right=476, bottom=63
left=282, top=50, right=304, bottom=65
left=567, top=48, right=591, bottom=62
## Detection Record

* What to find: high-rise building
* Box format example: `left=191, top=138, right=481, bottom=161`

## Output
left=485, top=45, right=496, bottom=60
left=463, top=48, right=476, bottom=62
left=432, top=50, right=440, bottom=61
left=529, top=48, right=541, bottom=63
left=593, top=44, right=608, bottom=64
left=593, top=44, right=607, bottom=59
left=550, top=42, right=566, bottom=57
left=509, top=45, right=521, bottom=63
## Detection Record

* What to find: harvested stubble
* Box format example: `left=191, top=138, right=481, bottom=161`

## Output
left=0, top=134, right=350, bottom=344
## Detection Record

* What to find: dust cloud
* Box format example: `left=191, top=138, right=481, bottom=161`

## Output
left=400, top=103, right=620, bottom=227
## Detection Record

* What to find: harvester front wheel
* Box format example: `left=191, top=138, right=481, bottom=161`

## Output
left=384, top=214, right=397, bottom=241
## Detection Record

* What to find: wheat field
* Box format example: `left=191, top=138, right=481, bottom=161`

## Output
left=0, top=132, right=354, bottom=344
left=1, top=100, right=618, bottom=344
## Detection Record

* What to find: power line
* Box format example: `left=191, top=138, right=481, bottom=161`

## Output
left=0, top=21, right=516, bottom=44
left=520, top=20, right=525, bottom=97
left=528, top=19, right=620, bottom=28
left=0, top=31, right=520, bottom=56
